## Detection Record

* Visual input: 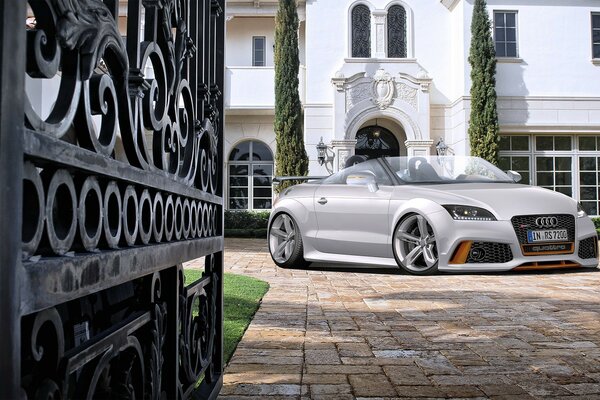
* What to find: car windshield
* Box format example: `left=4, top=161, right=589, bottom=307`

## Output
left=386, top=156, right=515, bottom=184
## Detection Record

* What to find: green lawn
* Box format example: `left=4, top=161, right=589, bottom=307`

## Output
left=184, top=270, right=269, bottom=363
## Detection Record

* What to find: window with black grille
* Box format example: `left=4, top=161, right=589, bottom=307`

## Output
left=351, top=4, right=371, bottom=58
left=494, top=11, right=518, bottom=58
left=387, top=5, right=407, bottom=58
left=252, top=36, right=266, bottom=66
left=592, top=13, right=600, bottom=59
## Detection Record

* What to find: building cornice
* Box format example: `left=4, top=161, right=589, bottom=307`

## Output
left=440, top=0, right=460, bottom=11
left=500, top=124, right=600, bottom=134
left=226, top=0, right=305, bottom=19
left=431, top=95, right=600, bottom=109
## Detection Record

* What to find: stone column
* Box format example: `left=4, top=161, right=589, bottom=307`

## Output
left=405, top=140, right=434, bottom=157
left=331, top=139, right=357, bottom=172
left=372, top=10, right=387, bottom=59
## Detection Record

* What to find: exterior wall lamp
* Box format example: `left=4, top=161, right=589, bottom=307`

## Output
left=316, top=137, right=335, bottom=174
left=436, top=137, right=449, bottom=156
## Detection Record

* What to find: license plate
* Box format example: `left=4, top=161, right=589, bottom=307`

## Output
left=527, top=229, right=568, bottom=243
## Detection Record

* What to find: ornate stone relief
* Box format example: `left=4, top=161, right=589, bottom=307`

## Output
left=395, top=82, right=417, bottom=109
left=335, top=68, right=429, bottom=113
left=371, top=68, right=395, bottom=109
left=337, top=149, right=350, bottom=170
left=345, top=82, right=371, bottom=111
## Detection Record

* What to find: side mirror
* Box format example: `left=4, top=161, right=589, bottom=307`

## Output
left=506, top=170, right=522, bottom=183
left=346, top=173, right=379, bottom=192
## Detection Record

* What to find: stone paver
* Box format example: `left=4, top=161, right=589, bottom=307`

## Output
left=188, top=238, right=600, bottom=399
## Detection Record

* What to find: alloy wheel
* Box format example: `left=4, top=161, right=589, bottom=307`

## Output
left=269, top=214, right=297, bottom=264
left=393, top=214, right=438, bottom=273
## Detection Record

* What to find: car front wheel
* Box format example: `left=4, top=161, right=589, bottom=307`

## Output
left=268, top=213, right=309, bottom=269
left=393, top=213, right=439, bottom=275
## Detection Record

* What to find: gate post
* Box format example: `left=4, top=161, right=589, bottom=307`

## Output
left=0, top=2, right=25, bottom=398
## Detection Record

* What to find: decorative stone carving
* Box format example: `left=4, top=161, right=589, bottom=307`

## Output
left=333, top=69, right=430, bottom=116
left=345, top=82, right=371, bottom=111
left=417, top=69, right=432, bottom=92
left=395, top=82, right=417, bottom=109
left=333, top=71, right=362, bottom=92
left=371, top=68, right=395, bottom=109
left=331, top=139, right=357, bottom=172
left=405, top=139, right=434, bottom=157
left=373, top=13, right=386, bottom=24
left=338, top=149, right=350, bottom=170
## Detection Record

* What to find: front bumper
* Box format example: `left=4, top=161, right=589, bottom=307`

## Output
left=426, top=210, right=599, bottom=272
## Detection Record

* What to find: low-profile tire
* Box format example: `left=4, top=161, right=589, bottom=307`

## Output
left=392, top=213, right=439, bottom=275
left=268, top=213, right=310, bottom=269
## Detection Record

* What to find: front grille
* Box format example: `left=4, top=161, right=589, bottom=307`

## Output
left=578, top=236, right=598, bottom=259
left=511, top=214, right=575, bottom=244
left=466, top=242, right=513, bottom=264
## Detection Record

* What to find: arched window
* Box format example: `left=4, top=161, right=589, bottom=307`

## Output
left=351, top=4, right=371, bottom=58
left=355, top=126, right=400, bottom=159
left=228, top=140, right=274, bottom=210
left=387, top=5, right=407, bottom=58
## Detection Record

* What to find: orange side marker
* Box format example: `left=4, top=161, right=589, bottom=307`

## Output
left=449, top=241, right=473, bottom=264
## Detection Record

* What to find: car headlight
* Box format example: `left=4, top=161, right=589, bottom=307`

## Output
left=577, top=202, right=587, bottom=218
left=443, top=205, right=497, bottom=221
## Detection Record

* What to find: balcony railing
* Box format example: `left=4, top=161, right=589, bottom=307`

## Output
left=225, top=65, right=306, bottom=111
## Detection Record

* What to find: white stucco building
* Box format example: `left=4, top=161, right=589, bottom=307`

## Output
left=224, top=0, right=600, bottom=214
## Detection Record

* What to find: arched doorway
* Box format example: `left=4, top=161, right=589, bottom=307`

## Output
left=355, top=125, right=400, bottom=159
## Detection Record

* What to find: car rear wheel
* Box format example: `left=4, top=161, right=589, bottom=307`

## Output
left=393, top=214, right=438, bottom=275
left=268, top=213, right=309, bottom=269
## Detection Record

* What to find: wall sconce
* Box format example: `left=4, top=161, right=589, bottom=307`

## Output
left=316, top=137, right=335, bottom=174
left=436, top=137, right=449, bottom=156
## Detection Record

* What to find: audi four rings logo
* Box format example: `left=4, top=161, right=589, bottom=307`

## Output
left=535, top=216, right=559, bottom=228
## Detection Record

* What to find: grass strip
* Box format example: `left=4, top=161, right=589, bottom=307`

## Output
left=184, top=270, right=269, bottom=363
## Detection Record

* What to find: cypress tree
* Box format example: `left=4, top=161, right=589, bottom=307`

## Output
left=468, top=0, right=499, bottom=165
left=274, top=0, right=308, bottom=191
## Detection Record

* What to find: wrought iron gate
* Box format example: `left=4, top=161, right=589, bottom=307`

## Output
left=0, top=0, right=225, bottom=398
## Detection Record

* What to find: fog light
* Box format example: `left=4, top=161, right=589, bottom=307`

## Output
left=469, top=247, right=486, bottom=261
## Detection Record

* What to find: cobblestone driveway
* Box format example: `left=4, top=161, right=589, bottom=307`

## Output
left=217, top=238, right=600, bottom=399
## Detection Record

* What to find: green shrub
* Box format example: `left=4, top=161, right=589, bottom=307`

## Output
left=224, top=210, right=271, bottom=233
left=592, top=217, right=600, bottom=235
left=224, top=228, right=267, bottom=238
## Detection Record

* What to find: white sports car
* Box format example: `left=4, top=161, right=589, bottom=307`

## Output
left=268, top=156, right=599, bottom=275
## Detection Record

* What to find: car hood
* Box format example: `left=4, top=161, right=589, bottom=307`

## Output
left=400, top=183, right=577, bottom=220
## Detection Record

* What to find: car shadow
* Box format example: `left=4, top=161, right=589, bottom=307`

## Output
left=303, top=262, right=401, bottom=275
left=294, top=262, right=600, bottom=277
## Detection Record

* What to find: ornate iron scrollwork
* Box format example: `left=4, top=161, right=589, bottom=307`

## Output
left=355, top=126, right=400, bottom=160
left=351, top=4, right=371, bottom=58
left=178, top=256, right=219, bottom=396
left=24, top=0, right=220, bottom=186
left=387, top=5, right=407, bottom=58
left=13, top=0, right=225, bottom=398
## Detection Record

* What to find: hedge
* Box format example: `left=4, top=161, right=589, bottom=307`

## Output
left=224, top=210, right=270, bottom=238
left=592, top=217, right=600, bottom=235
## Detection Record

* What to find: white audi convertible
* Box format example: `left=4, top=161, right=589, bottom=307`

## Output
left=268, top=156, right=598, bottom=275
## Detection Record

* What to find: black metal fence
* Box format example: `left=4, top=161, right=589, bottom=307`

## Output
left=0, top=0, right=225, bottom=398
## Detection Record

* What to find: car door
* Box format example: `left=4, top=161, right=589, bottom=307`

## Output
left=313, top=170, right=394, bottom=258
